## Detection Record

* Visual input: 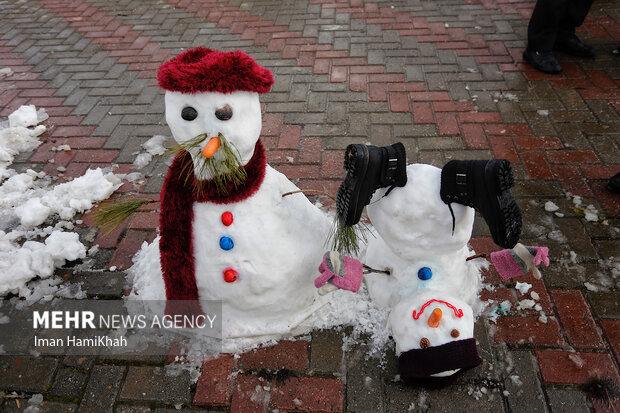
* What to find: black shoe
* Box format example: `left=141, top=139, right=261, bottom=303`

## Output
left=554, top=34, right=594, bottom=58
left=608, top=172, right=620, bottom=194
left=523, top=48, right=562, bottom=74
left=337, top=143, right=407, bottom=226
left=440, top=159, right=522, bottom=249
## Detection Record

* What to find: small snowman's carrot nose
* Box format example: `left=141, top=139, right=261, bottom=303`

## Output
left=202, top=136, right=221, bottom=158
left=428, top=308, right=442, bottom=328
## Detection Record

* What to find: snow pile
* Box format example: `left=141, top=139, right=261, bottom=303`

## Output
left=0, top=106, right=123, bottom=299
left=0, top=105, right=47, bottom=180
left=133, top=135, right=167, bottom=169
left=544, top=201, right=559, bottom=212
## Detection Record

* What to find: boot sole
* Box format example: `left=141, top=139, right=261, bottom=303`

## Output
left=337, top=144, right=369, bottom=226
left=485, top=159, right=522, bottom=249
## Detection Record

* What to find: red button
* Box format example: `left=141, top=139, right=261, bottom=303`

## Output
left=223, top=268, right=238, bottom=283
left=221, top=211, right=233, bottom=226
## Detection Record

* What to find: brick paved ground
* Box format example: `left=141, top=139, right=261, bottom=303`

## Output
left=1, top=0, right=619, bottom=411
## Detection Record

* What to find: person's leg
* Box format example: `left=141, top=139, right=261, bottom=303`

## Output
left=554, top=0, right=595, bottom=57
left=557, top=0, right=594, bottom=38
left=528, top=0, right=568, bottom=52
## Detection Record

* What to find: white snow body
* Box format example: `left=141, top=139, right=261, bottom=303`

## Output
left=364, top=163, right=479, bottom=308
left=191, top=165, right=331, bottom=338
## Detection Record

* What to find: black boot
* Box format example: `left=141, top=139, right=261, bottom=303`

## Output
left=440, top=159, right=522, bottom=249
left=337, top=142, right=407, bottom=226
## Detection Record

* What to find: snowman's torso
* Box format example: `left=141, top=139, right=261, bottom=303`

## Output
left=192, top=165, right=330, bottom=335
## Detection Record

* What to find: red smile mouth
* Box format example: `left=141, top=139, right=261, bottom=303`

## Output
left=412, top=299, right=464, bottom=320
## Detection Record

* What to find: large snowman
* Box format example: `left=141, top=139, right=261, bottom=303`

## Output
left=156, top=48, right=331, bottom=338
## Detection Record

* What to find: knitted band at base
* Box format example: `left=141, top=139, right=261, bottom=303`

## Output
left=398, top=337, right=482, bottom=379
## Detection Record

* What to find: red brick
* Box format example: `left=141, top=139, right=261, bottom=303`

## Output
left=487, top=40, right=508, bottom=56
left=330, top=66, right=348, bottom=83
left=435, top=41, right=470, bottom=49
left=523, top=70, right=565, bottom=81
left=520, top=151, right=554, bottom=180
left=387, top=82, right=426, bottom=92
left=459, top=112, right=502, bottom=123
left=551, top=289, right=605, bottom=349
left=298, top=137, right=322, bottom=164
left=549, top=79, right=594, bottom=89
left=72, top=149, right=119, bottom=163
left=273, top=164, right=320, bottom=180
left=349, top=74, right=367, bottom=92
left=321, top=150, right=346, bottom=179
left=469, top=237, right=501, bottom=255
left=368, top=83, right=387, bottom=102
left=600, top=320, right=620, bottom=365
left=194, top=354, right=235, bottom=406
left=480, top=265, right=505, bottom=285
left=513, top=136, right=563, bottom=150
left=535, top=350, right=620, bottom=385
left=238, top=340, right=308, bottom=371
left=489, top=137, right=519, bottom=164
left=266, top=149, right=297, bottom=164
left=278, top=125, right=301, bottom=149
left=432, top=101, right=476, bottom=112
left=579, top=89, right=620, bottom=100
left=590, top=180, right=620, bottom=218
left=65, top=137, right=107, bottom=149
left=282, top=45, right=299, bottom=59
left=560, top=62, right=585, bottom=79
left=269, top=377, right=343, bottom=413
left=129, top=212, right=159, bottom=230
left=388, top=92, right=410, bottom=112
left=108, top=229, right=152, bottom=270
left=553, top=165, right=593, bottom=197
left=461, top=123, right=488, bottom=149
left=436, top=112, right=459, bottom=136
left=313, top=59, right=330, bottom=75
left=411, top=102, right=434, bottom=124
left=587, top=70, right=617, bottom=88
left=493, top=316, right=564, bottom=346
left=547, top=150, right=600, bottom=164
left=230, top=374, right=270, bottom=413
left=581, top=165, right=620, bottom=180
left=485, top=124, right=533, bottom=137
left=480, top=286, right=517, bottom=307
left=410, top=91, right=451, bottom=101
left=261, top=113, right=282, bottom=136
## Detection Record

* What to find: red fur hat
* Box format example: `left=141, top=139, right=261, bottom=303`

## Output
left=158, top=47, right=274, bottom=94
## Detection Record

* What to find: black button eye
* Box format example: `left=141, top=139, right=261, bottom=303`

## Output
left=181, top=107, right=197, bottom=121
left=215, top=105, right=232, bottom=121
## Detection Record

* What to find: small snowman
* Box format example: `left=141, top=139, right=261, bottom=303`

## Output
left=333, top=142, right=522, bottom=378
left=156, top=48, right=331, bottom=338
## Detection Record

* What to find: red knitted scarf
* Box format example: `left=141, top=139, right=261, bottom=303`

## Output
left=159, top=141, right=266, bottom=301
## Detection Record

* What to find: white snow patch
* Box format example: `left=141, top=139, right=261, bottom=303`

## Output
left=537, top=110, right=549, bottom=116
left=568, top=353, right=584, bottom=369
left=544, top=201, right=559, bottom=212
left=0, top=315, right=9, bottom=324
left=133, top=135, right=167, bottom=169
left=515, top=282, right=532, bottom=295
left=517, top=299, right=536, bottom=311
left=530, top=291, right=540, bottom=300
left=0, top=67, right=13, bottom=77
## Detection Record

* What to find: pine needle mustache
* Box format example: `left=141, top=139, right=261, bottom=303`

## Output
left=169, top=132, right=247, bottom=195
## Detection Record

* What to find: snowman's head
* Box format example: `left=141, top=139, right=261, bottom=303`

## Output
left=159, top=48, right=273, bottom=181
left=389, top=290, right=482, bottom=379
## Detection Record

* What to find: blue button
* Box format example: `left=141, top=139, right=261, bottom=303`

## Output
left=418, top=267, right=432, bottom=281
left=219, top=236, right=234, bottom=251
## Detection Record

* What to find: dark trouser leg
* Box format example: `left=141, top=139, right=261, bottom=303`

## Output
left=557, top=0, right=594, bottom=39
left=527, top=0, right=568, bottom=52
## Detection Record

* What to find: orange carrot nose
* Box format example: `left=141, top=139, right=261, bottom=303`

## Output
left=428, top=308, right=442, bottom=328
left=202, top=136, right=221, bottom=158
